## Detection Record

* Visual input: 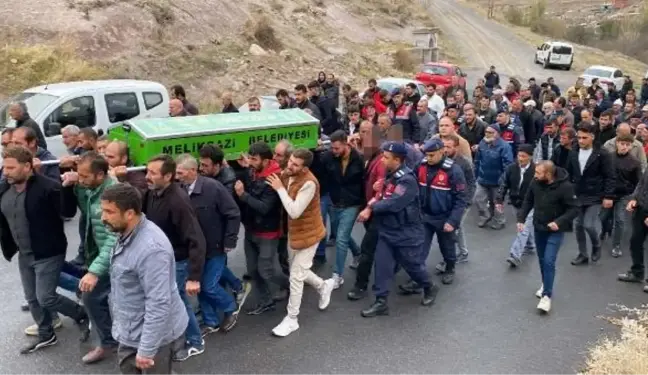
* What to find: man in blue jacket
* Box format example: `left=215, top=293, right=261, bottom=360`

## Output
left=474, top=124, right=514, bottom=230
left=416, top=138, right=467, bottom=285
left=357, top=142, right=437, bottom=317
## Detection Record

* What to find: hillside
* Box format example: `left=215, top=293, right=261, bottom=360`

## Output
left=0, top=0, right=456, bottom=108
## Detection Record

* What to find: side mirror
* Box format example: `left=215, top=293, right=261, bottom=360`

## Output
left=461, top=72, right=467, bottom=77
left=537, top=46, right=541, bottom=50
left=97, top=129, right=105, bottom=136
left=47, top=122, right=61, bottom=137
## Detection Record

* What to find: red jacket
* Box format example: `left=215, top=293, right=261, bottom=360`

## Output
left=364, top=150, right=386, bottom=204
left=374, top=92, right=388, bottom=114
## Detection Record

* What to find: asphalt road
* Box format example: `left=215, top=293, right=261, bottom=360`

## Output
left=0, top=207, right=643, bottom=374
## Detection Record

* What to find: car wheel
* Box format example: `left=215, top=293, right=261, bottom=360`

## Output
left=565, top=63, right=571, bottom=71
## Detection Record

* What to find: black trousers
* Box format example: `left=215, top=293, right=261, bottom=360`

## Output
left=118, top=337, right=182, bottom=374
left=629, top=209, right=648, bottom=277
left=354, top=219, right=379, bottom=290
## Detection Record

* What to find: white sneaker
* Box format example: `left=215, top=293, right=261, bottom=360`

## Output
left=537, top=296, right=552, bottom=313
left=332, top=273, right=344, bottom=290
left=25, top=318, right=63, bottom=336
left=272, top=316, right=299, bottom=337
left=535, top=284, right=544, bottom=299
left=318, top=278, right=335, bottom=310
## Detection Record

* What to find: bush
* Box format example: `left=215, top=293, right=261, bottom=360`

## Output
left=530, top=18, right=567, bottom=39
left=528, top=0, right=546, bottom=25
left=392, top=48, right=415, bottom=72
left=252, top=17, right=283, bottom=51
left=504, top=6, right=526, bottom=26
left=565, top=25, right=590, bottom=44
left=599, top=20, right=621, bottom=40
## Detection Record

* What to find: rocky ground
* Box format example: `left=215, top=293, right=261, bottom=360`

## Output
left=0, top=0, right=458, bottom=109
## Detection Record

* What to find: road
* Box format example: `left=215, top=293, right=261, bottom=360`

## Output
left=0, top=207, right=643, bottom=373
left=428, top=0, right=578, bottom=90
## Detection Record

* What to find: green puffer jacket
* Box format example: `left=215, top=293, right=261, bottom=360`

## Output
left=63, top=178, right=118, bottom=277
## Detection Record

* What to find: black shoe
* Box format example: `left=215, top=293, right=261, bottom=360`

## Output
left=21, top=302, right=29, bottom=312
left=591, top=246, right=602, bottom=262
left=246, top=302, right=276, bottom=316
left=20, top=334, right=57, bottom=354
left=361, top=298, right=389, bottom=318
left=221, top=313, right=238, bottom=332
left=272, top=289, right=289, bottom=302
left=347, top=287, right=368, bottom=301
left=571, top=254, right=589, bottom=266
left=242, top=273, right=252, bottom=281
left=421, top=285, right=439, bottom=306
left=618, top=271, right=643, bottom=283
left=398, top=280, right=422, bottom=295
left=441, top=271, right=455, bottom=285
left=76, top=314, right=91, bottom=343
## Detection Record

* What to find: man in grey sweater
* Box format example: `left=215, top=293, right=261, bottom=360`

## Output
left=101, top=184, right=188, bottom=374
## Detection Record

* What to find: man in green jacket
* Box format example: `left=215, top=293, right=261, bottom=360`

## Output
left=61, top=151, right=118, bottom=364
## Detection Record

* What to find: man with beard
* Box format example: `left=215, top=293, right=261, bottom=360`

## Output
left=294, top=84, right=322, bottom=121
left=416, top=99, right=437, bottom=142
left=551, top=128, right=576, bottom=170
left=61, top=125, right=83, bottom=155
left=142, top=155, right=206, bottom=361
left=422, top=82, right=445, bottom=119
left=495, top=108, right=524, bottom=157
left=358, top=142, right=437, bottom=317
left=61, top=152, right=118, bottom=364
left=265, top=149, right=335, bottom=336
left=597, top=110, right=617, bottom=147
left=104, top=141, right=148, bottom=191
left=517, top=161, right=579, bottom=313
left=308, top=81, right=340, bottom=135
left=11, top=127, right=59, bottom=182
left=276, top=89, right=296, bottom=109
left=0, top=146, right=89, bottom=354
left=100, top=183, right=188, bottom=374
left=235, top=142, right=288, bottom=314
left=388, top=91, right=420, bottom=145
left=474, top=125, right=514, bottom=229
left=459, top=106, right=486, bottom=157
left=533, top=118, right=559, bottom=162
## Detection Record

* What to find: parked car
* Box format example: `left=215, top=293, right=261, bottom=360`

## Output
left=0, top=79, right=169, bottom=157
left=238, top=96, right=282, bottom=112
left=414, top=62, right=467, bottom=88
left=580, top=65, right=625, bottom=91
left=534, top=41, right=574, bottom=70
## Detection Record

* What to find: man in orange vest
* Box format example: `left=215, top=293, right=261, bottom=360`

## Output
left=266, top=148, right=336, bottom=337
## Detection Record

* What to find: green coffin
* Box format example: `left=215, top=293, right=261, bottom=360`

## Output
left=107, top=109, right=320, bottom=166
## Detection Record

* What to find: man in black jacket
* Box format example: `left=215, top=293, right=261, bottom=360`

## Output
left=599, top=134, right=642, bottom=257
left=9, top=102, right=47, bottom=149
left=517, top=161, right=579, bottom=313
left=143, top=154, right=207, bottom=361
left=533, top=119, right=559, bottom=163
left=618, top=164, right=648, bottom=290
left=0, top=146, right=88, bottom=354
left=234, top=142, right=288, bottom=315
left=318, top=130, right=365, bottom=289
left=496, top=144, right=536, bottom=267
left=176, top=154, right=244, bottom=336
left=198, top=145, right=237, bottom=193
left=551, top=127, right=576, bottom=170
left=565, top=123, right=615, bottom=265
left=597, top=110, right=616, bottom=147
left=308, top=81, right=340, bottom=135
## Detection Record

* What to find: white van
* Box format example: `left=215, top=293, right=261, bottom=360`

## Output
left=0, top=79, right=169, bottom=157
left=534, top=41, right=574, bottom=70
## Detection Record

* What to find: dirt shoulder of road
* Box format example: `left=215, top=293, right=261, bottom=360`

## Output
left=459, top=0, right=648, bottom=81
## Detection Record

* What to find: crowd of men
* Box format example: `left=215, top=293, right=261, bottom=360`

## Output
left=1, top=71, right=648, bottom=374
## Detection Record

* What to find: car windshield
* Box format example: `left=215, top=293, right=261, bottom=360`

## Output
left=583, top=68, right=613, bottom=78
left=0, top=92, right=58, bottom=128
left=422, top=65, right=450, bottom=75
left=552, top=46, right=572, bottom=54
left=378, top=81, right=407, bottom=93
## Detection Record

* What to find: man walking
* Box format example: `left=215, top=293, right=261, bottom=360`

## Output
left=100, top=183, right=188, bottom=374
left=517, top=161, right=579, bottom=313
left=265, top=149, right=335, bottom=336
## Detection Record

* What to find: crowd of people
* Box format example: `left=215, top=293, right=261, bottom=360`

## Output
left=1, top=70, right=648, bottom=374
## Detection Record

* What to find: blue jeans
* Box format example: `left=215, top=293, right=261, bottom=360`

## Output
left=534, top=231, right=564, bottom=298
left=316, top=194, right=332, bottom=257
left=59, top=261, right=84, bottom=293
left=510, top=209, right=535, bottom=259
left=220, top=255, right=243, bottom=293
left=175, top=260, right=203, bottom=347
left=329, top=206, right=360, bottom=276
left=199, top=255, right=237, bottom=328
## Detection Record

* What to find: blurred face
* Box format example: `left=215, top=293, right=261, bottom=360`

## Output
left=1, top=132, right=13, bottom=149
left=464, top=109, right=475, bottom=123
left=517, top=151, right=530, bottom=166
left=378, top=117, right=390, bottom=133
left=62, top=131, right=79, bottom=149
left=248, top=100, right=261, bottom=112
left=425, top=150, right=444, bottom=165
left=96, top=139, right=108, bottom=155
left=274, top=143, right=289, bottom=169
left=284, top=155, right=306, bottom=177
left=12, top=130, right=36, bottom=152
left=169, top=100, right=184, bottom=116
left=145, top=160, right=171, bottom=190
left=369, top=81, right=376, bottom=89
left=308, top=86, right=320, bottom=97
left=443, top=139, right=457, bottom=157
left=624, top=103, right=634, bottom=113
left=576, top=77, right=584, bottom=87
left=581, top=110, right=592, bottom=123
left=295, top=90, right=307, bottom=104
left=381, top=151, right=400, bottom=172
left=438, top=118, right=454, bottom=136
left=545, top=123, right=558, bottom=136
left=405, top=86, right=414, bottom=96
left=175, top=165, right=196, bottom=184
left=327, top=74, right=334, bottom=83
left=417, top=101, right=427, bottom=114
left=548, top=78, right=555, bottom=85
left=637, top=124, right=648, bottom=141
left=330, top=140, right=348, bottom=158
left=104, top=143, right=127, bottom=168
left=276, top=95, right=288, bottom=106
left=77, top=160, right=103, bottom=189
left=534, top=164, right=548, bottom=182
left=484, top=128, right=497, bottom=143
left=529, top=79, right=536, bottom=86
left=496, top=112, right=508, bottom=125
left=2, top=158, right=31, bottom=184
left=248, top=154, right=267, bottom=172
left=426, top=86, right=435, bottom=96
left=577, top=130, right=594, bottom=149
left=543, top=105, right=554, bottom=116
left=78, top=133, right=95, bottom=151
left=560, top=133, right=572, bottom=146
left=447, top=108, right=458, bottom=120
left=318, top=72, right=326, bottom=80
left=617, top=140, right=632, bottom=155
left=480, top=97, right=490, bottom=108
left=446, top=96, right=456, bottom=106
left=454, top=91, right=464, bottom=101
left=365, top=105, right=376, bottom=118
left=8, top=104, right=23, bottom=121
left=393, top=94, right=403, bottom=106
left=349, top=111, right=361, bottom=124
left=599, top=115, right=611, bottom=128
left=199, top=157, right=221, bottom=177
left=451, top=76, right=458, bottom=86
left=101, top=201, right=130, bottom=233
left=436, top=85, right=445, bottom=96
left=512, top=100, right=522, bottom=113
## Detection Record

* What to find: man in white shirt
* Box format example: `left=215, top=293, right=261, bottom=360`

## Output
left=265, top=149, right=335, bottom=337
left=422, top=83, right=445, bottom=119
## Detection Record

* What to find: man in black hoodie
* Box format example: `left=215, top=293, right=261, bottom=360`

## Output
left=599, top=133, right=642, bottom=257
left=517, top=161, right=579, bottom=313
left=308, top=80, right=340, bottom=135
left=596, top=110, right=616, bottom=147
left=565, top=123, right=615, bottom=266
